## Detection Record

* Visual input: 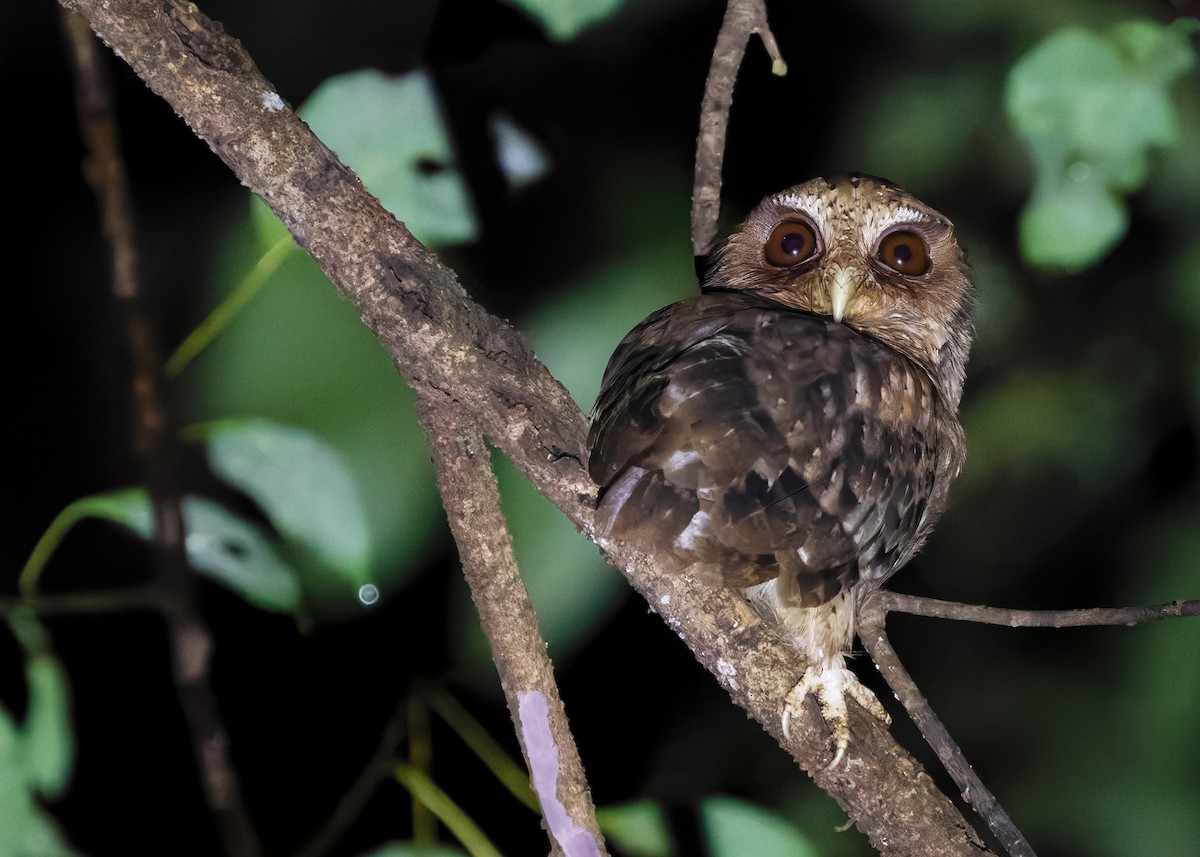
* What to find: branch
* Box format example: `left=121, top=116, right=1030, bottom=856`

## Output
left=60, top=1, right=991, bottom=852
left=417, top=399, right=607, bottom=856
left=865, top=591, right=1198, bottom=856
left=59, top=9, right=261, bottom=856
left=881, top=592, right=1199, bottom=627
left=691, top=0, right=786, bottom=257
left=294, top=703, right=409, bottom=857
left=858, top=598, right=1033, bottom=857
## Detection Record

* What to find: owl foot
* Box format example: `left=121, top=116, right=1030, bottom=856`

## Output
left=781, top=664, right=891, bottom=768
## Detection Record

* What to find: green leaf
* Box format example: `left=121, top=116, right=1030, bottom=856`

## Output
left=0, top=612, right=81, bottom=857
left=24, top=489, right=302, bottom=614
left=7, top=610, right=74, bottom=799
left=192, top=419, right=373, bottom=591
left=300, top=69, right=477, bottom=245
left=501, top=0, right=625, bottom=40
left=192, top=216, right=441, bottom=615
left=1017, top=175, right=1125, bottom=273
left=20, top=655, right=74, bottom=800
left=175, top=496, right=303, bottom=613
left=701, top=796, right=819, bottom=857
left=1006, top=19, right=1199, bottom=271
left=596, top=801, right=671, bottom=857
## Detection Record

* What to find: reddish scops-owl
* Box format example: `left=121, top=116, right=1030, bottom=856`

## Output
left=588, top=176, right=973, bottom=760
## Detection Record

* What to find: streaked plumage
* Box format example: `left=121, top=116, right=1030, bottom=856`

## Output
left=589, top=176, right=972, bottom=759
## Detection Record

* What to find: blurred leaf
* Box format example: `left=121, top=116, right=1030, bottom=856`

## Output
left=501, top=0, right=624, bottom=40
left=175, top=495, right=304, bottom=613
left=180, top=68, right=477, bottom=615
left=488, top=113, right=551, bottom=192
left=0, top=611, right=80, bottom=857
left=7, top=610, right=74, bottom=799
left=1006, top=19, right=1199, bottom=271
left=27, top=488, right=302, bottom=614
left=191, top=419, right=373, bottom=592
left=19, top=489, right=301, bottom=613
left=701, top=796, right=819, bottom=857
left=961, top=362, right=1142, bottom=491
left=596, top=801, right=671, bottom=857
left=300, top=69, right=477, bottom=245
left=1016, top=173, right=1125, bottom=271
left=19, top=653, right=74, bottom=800
left=192, top=216, right=441, bottom=615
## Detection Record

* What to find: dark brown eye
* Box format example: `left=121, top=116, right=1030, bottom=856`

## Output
left=877, top=230, right=930, bottom=275
left=764, top=219, right=820, bottom=268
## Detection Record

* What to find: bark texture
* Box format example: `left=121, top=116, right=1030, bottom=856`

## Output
left=60, top=1, right=993, bottom=852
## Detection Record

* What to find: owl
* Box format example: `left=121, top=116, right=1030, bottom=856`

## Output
left=588, top=176, right=972, bottom=762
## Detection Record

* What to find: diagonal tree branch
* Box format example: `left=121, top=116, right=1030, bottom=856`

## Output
left=59, top=0, right=993, bottom=852
left=416, top=397, right=607, bottom=856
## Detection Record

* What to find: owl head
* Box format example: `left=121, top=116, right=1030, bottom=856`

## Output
left=705, top=176, right=974, bottom=408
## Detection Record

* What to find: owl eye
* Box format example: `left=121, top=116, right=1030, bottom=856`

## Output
left=764, top=218, right=820, bottom=268
left=877, top=230, right=930, bottom=275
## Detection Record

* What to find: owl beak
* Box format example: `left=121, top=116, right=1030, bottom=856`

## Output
left=826, top=265, right=864, bottom=323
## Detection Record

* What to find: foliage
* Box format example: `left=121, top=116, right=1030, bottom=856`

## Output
left=8, top=0, right=1200, bottom=855
left=501, top=0, right=626, bottom=40
left=1006, top=18, right=1199, bottom=270
left=0, top=611, right=77, bottom=857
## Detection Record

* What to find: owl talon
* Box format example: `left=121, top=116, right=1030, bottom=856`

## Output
left=782, top=664, right=890, bottom=768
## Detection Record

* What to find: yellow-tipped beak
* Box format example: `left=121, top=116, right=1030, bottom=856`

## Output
left=826, top=265, right=863, bottom=323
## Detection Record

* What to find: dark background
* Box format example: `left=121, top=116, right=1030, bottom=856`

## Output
left=4, top=1, right=1199, bottom=856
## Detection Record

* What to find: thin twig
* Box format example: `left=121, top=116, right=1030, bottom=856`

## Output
left=59, top=10, right=261, bottom=856
left=0, top=589, right=163, bottom=617
left=408, top=694, right=437, bottom=844
left=867, top=589, right=1198, bottom=855
left=417, top=402, right=607, bottom=857
left=393, top=763, right=505, bottom=857
left=881, top=591, right=1199, bottom=627
left=691, top=0, right=787, bottom=258
left=293, top=702, right=409, bottom=857
left=858, top=597, right=1035, bottom=857
left=421, top=684, right=540, bottom=813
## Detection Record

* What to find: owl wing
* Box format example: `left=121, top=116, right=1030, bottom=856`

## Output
left=589, top=292, right=961, bottom=608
